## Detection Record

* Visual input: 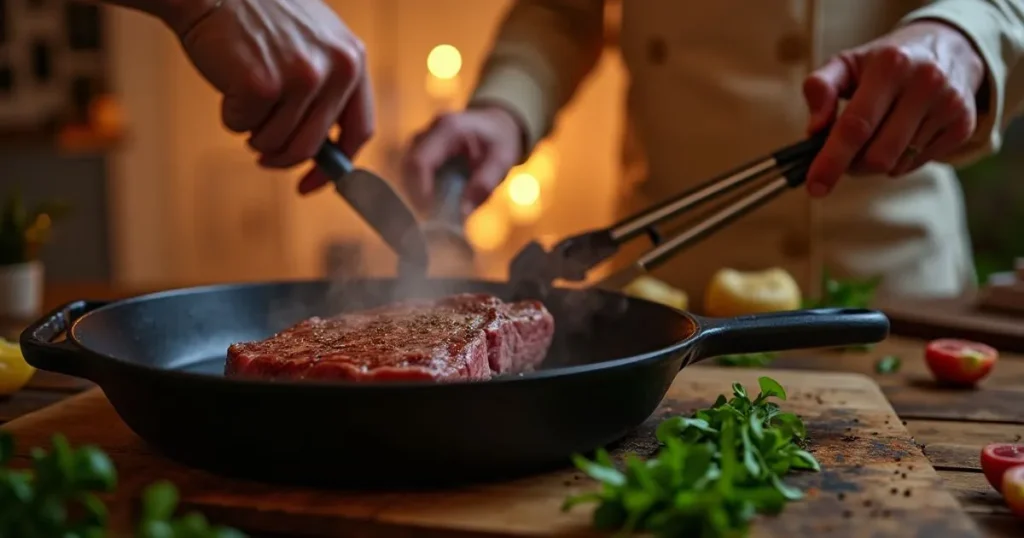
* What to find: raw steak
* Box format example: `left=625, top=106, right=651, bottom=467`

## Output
left=225, top=293, right=555, bottom=382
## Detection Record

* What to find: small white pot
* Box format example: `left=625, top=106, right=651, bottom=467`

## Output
left=0, top=261, right=43, bottom=319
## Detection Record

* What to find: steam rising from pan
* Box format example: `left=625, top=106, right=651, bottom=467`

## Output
left=261, top=246, right=633, bottom=348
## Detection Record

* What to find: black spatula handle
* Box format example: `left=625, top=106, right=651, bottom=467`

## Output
left=315, top=141, right=355, bottom=178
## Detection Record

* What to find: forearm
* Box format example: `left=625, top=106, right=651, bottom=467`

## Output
left=85, top=0, right=217, bottom=35
left=469, top=0, right=606, bottom=158
left=901, top=0, right=1024, bottom=166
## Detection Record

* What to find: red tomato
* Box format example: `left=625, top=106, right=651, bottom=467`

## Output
left=1002, top=465, right=1024, bottom=518
left=981, top=443, right=1024, bottom=493
left=924, top=339, right=998, bottom=386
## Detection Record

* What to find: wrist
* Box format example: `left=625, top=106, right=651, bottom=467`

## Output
left=903, top=19, right=987, bottom=95
left=154, top=0, right=222, bottom=37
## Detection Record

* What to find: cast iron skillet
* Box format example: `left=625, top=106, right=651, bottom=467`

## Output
left=20, top=279, right=889, bottom=488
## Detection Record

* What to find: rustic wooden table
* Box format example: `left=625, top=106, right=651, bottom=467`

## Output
left=1, top=284, right=1022, bottom=537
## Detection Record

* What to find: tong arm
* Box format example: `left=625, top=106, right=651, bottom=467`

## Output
left=509, top=130, right=827, bottom=298
left=595, top=159, right=812, bottom=290
left=607, top=130, right=828, bottom=243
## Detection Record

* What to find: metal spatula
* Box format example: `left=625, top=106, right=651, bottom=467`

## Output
left=315, top=141, right=429, bottom=275
left=421, top=156, right=477, bottom=277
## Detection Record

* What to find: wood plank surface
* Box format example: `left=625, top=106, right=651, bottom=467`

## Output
left=765, top=339, right=1024, bottom=535
left=0, top=388, right=67, bottom=422
left=877, top=294, right=1024, bottom=352
left=770, top=339, right=1024, bottom=422
left=0, top=367, right=982, bottom=538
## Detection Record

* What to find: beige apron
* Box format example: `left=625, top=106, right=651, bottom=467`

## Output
left=612, top=0, right=977, bottom=308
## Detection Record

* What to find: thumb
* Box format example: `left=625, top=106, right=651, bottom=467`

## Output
left=803, top=56, right=853, bottom=134
left=401, top=126, right=462, bottom=213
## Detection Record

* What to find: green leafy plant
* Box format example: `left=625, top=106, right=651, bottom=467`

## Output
left=563, top=377, right=819, bottom=538
left=0, top=190, right=73, bottom=266
left=713, top=352, right=777, bottom=368
left=0, top=432, right=114, bottom=538
left=958, top=153, right=1024, bottom=284
left=874, top=355, right=901, bottom=374
left=804, top=268, right=880, bottom=311
left=804, top=268, right=882, bottom=352
left=137, top=481, right=246, bottom=538
left=0, top=431, right=246, bottom=538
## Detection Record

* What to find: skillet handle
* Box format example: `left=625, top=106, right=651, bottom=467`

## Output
left=20, top=300, right=110, bottom=381
left=692, top=308, right=890, bottom=361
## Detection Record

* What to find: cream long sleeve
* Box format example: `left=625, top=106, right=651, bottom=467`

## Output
left=469, top=1, right=1024, bottom=166
left=468, top=0, right=607, bottom=159
left=901, top=0, right=1024, bottom=166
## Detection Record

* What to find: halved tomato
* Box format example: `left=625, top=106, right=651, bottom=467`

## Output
left=981, top=443, right=1024, bottom=493
left=1002, top=465, right=1024, bottom=518
left=924, top=339, right=998, bottom=386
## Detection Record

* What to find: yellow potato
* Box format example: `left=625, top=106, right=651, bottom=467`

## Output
left=704, top=267, right=802, bottom=317
left=0, top=337, right=35, bottom=395
left=623, top=276, right=689, bottom=311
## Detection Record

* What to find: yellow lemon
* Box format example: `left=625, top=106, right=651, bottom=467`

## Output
left=623, top=276, right=689, bottom=311
left=704, top=268, right=802, bottom=317
left=0, top=338, right=35, bottom=395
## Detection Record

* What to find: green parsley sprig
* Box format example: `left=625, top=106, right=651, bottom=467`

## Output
left=803, top=268, right=881, bottom=311
left=874, top=355, right=901, bottom=374
left=0, top=431, right=246, bottom=538
left=563, top=376, right=819, bottom=538
left=713, top=352, right=777, bottom=368
left=804, top=269, right=882, bottom=352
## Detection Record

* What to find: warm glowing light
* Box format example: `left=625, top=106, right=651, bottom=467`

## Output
left=509, top=198, right=542, bottom=224
left=527, top=144, right=558, bottom=185
left=507, top=173, right=540, bottom=207
left=465, top=206, right=509, bottom=252
left=427, top=44, right=462, bottom=80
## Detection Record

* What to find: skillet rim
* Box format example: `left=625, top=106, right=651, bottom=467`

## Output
left=65, top=278, right=698, bottom=391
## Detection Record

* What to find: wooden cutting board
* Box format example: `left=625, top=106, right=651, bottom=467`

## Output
left=1, top=367, right=983, bottom=538
left=877, top=293, right=1024, bottom=352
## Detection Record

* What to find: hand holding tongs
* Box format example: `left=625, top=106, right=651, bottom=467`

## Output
left=508, top=130, right=830, bottom=299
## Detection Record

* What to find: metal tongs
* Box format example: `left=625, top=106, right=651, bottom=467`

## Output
left=508, top=130, right=830, bottom=300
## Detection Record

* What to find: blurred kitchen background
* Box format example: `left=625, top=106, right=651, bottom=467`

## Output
left=0, top=0, right=1020, bottom=292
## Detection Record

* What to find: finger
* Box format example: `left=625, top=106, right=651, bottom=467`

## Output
left=905, top=124, right=971, bottom=172
left=395, top=130, right=434, bottom=207
left=890, top=115, right=947, bottom=177
left=296, top=167, right=329, bottom=197
left=807, top=49, right=909, bottom=197
left=859, top=63, right=945, bottom=176
left=221, top=70, right=280, bottom=133
left=399, top=117, right=464, bottom=211
left=336, top=71, right=375, bottom=159
left=898, top=128, right=946, bottom=175
left=262, top=63, right=362, bottom=170
left=249, top=57, right=328, bottom=155
left=803, top=56, right=855, bottom=134
left=899, top=88, right=978, bottom=174
left=260, top=95, right=345, bottom=170
left=294, top=44, right=371, bottom=194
